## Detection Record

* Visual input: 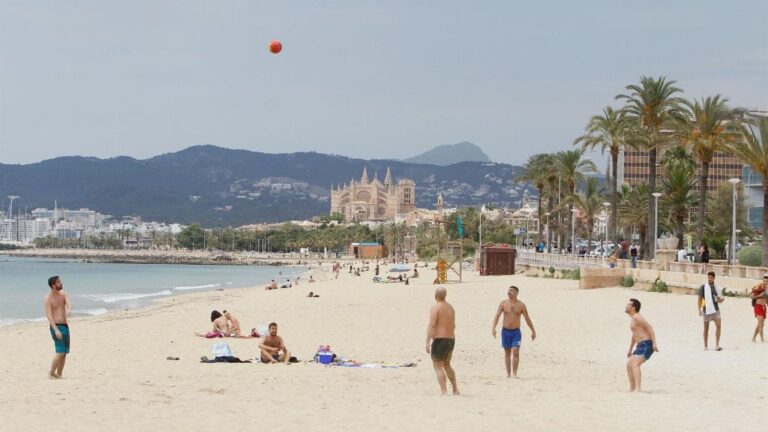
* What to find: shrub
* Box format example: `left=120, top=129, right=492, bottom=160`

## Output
left=562, top=269, right=581, bottom=280
left=620, top=275, right=635, bottom=287
left=650, top=278, right=669, bottom=293
left=738, top=244, right=762, bottom=267
left=549, top=266, right=556, bottom=274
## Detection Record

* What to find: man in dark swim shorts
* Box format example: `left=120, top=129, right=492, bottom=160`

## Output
left=426, top=287, right=459, bottom=395
left=430, top=338, right=455, bottom=362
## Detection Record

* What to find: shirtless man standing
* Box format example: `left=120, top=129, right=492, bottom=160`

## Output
left=260, top=322, right=290, bottom=364
left=625, top=298, right=658, bottom=392
left=491, top=286, right=536, bottom=378
left=750, top=275, right=768, bottom=342
left=44, top=276, right=71, bottom=379
left=426, top=287, right=459, bottom=396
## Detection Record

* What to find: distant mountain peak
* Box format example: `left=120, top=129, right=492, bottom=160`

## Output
left=403, top=142, right=492, bottom=166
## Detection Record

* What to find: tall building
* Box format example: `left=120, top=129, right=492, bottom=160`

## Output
left=330, top=167, right=416, bottom=221
left=743, top=165, right=764, bottom=229
left=620, top=148, right=743, bottom=192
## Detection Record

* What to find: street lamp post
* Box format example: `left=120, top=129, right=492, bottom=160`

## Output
left=524, top=215, right=531, bottom=250
left=728, top=178, right=741, bottom=265
left=602, top=202, right=610, bottom=246
left=571, top=208, right=578, bottom=256
left=651, top=192, right=662, bottom=259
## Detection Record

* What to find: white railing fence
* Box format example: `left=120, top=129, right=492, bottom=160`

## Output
left=516, top=250, right=608, bottom=270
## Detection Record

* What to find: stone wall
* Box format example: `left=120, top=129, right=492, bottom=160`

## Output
left=579, top=268, right=625, bottom=290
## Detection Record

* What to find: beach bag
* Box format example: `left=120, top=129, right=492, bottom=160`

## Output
left=212, top=342, right=234, bottom=358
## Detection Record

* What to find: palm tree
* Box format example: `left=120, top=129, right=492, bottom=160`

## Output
left=662, top=143, right=697, bottom=171
left=574, top=107, right=631, bottom=245
left=659, top=163, right=698, bottom=249
left=729, top=117, right=768, bottom=266
left=616, top=76, right=683, bottom=259
left=674, top=95, right=741, bottom=248
left=571, top=177, right=606, bottom=252
left=618, top=184, right=650, bottom=258
left=556, top=149, right=597, bottom=252
left=516, top=154, right=550, bottom=244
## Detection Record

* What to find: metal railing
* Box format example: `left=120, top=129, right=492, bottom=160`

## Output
left=516, top=250, right=608, bottom=270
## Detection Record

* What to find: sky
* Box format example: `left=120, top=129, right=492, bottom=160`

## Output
left=1, top=1, right=766, bottom=166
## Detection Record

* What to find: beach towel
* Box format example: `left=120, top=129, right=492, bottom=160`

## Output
left=200, top=356, right=251, bottom=363
left=699, top=283, right=722, bottom=315
left=327, top=360, right=417, bottom=369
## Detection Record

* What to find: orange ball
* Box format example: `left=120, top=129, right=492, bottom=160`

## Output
left=269, top=40, right=282, bottom=54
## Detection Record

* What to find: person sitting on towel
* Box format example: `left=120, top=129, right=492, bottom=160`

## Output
left=260, top=322, right=290, bottom=364
left=222, top=310, right=241, bottom=337
left=195, top=310, right=231, bottom=338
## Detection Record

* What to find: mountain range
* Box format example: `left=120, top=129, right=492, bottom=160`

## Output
left=0, top=145, right=531, bottom=226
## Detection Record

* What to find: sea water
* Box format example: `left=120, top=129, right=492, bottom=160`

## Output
left=0, top=255, right=304, bottom=326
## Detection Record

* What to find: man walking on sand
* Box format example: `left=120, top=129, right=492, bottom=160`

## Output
left=749, top=275, right=768, bottom=342
left=699, top=271, right=724, bottom=350
left=44, top=276, right=71, bottom=379
left=625, top=298, right=658, bottom=392
left=491, top=286, right=537, bottom=378
left=426, top=287, right=459, bottom=396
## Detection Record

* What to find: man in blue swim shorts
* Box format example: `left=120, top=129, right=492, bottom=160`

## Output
left=625, top=298, right=658, bottom=392
left=44, top=276, right=72, bottom=379
left=491, top=286, right=536, bottom=378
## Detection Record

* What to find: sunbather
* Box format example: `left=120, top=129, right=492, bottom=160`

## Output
left=222, top=310, right=241, bottom=337
left=195, top=310, right=231, bottom=338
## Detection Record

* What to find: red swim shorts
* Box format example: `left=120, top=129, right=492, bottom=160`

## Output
left=755, top=304, right=767, bottom=319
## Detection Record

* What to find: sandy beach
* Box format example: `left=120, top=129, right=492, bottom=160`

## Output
left=0, top=264, right=763, bottom=432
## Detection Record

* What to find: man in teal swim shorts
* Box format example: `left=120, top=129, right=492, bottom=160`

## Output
left=44, top=276, right=72, bottom=379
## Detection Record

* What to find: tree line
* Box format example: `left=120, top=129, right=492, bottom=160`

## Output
left=519, top=76, right=768, bottom=264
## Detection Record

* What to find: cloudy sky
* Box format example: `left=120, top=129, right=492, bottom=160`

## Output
left=1, top=1, right=766, bottom=165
